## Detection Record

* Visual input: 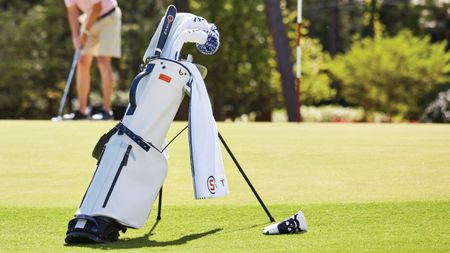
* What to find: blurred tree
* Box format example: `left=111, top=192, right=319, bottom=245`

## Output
left=378, top=0, right=450, bottom=46
left=283, top=0, right=365, bottom=107
left=329, top=30, right=450, bottom=120
left=284, top=0, right=450, bottom=53
left=417, top=0, right=450, bottom=46
left=173, top=0, right=189, bottom=12
left=0, top=0, right=72, bottom=118
left=283, top=11, right=335, bottom=105
left=298, top=37, right=335, bottom=105
left=188, top=0, right=283, bottom=121
left=0, top=0, right=357, bottom=120
left=379, top=0, right=423, bottom=37
left=264, top=0, right=299, bottom=121
left=189, top=0, right=332, bottom=121
left=0, top=0, right=170, bottom=118
left=285, top=0, right=365, bottom=54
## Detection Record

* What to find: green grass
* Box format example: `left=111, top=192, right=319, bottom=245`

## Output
left=1, top=121, right=450, bottom=252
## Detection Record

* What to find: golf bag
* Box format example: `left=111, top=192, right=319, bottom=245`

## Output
left=65, top=6, right=227, bottom=244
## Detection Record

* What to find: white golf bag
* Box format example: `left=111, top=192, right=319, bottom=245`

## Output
left=65, top=6, right=227, bottom=244
left=78, top=58, right=189, bottom=227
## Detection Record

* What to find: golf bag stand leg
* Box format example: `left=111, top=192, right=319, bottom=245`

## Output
left=155, top=126, right=190, bottom=221
left=218, top=132, right=276, bottom=222
left=157, top=187, right=163, bottom=221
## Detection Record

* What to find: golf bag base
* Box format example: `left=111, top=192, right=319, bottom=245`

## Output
left=65, top=215, right=127, bottom=244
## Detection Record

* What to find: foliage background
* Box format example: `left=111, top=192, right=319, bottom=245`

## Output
left=0, top=0, right=450, bottom=121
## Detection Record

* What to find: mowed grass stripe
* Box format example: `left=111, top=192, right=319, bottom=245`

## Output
left=0, top=121, right=449, bottom=207
left=0, top=121, right=449, bottom=252
left=0, top=202, right=449, bottom=253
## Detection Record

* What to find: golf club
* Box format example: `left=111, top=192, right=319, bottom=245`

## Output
left=169, top=29, right=208, bottom=60
left=154, top=5, right=177, bottom=58
left=163, top=14, right=209, bottom=59
left=52, top=48, right=81, bottom=122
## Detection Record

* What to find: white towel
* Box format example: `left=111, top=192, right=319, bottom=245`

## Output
left=184, top=62, right=229, bottom=199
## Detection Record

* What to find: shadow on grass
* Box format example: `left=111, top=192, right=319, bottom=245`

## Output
left=66, top=220, right=223, bottom=250
left=219, top=222, right=268, bottom=235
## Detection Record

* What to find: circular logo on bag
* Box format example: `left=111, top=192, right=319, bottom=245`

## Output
left=207, top=176, right=216, bottom=194
left=163, top=15, right=175, bottom=35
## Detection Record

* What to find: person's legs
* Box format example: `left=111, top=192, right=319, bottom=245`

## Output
left=97, top=56, right=113, bottom=113
left=77, top=55, right=94, bottom=115
left=91, top=8, right=121, bottom=120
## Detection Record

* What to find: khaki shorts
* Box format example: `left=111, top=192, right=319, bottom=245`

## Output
left=80, top=8, right=121, bottom=58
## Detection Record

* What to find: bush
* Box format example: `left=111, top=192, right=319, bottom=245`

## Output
left=300, top=105, right=365, bottom=122
left=329, top=30, right=450, bottom=121
left=421, top=89, right=450, bottom=123
left=272, top=106, right=368, bottom=122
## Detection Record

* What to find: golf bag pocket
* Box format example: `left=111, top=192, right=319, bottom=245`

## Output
left=92, top=126, right=118, bottom=160
left=77, top=135, right=168, bottom=228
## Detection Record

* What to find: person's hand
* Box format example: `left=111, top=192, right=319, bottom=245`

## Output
left=79, top=32, right=87, bottom=49
left=72, top=35, right=81, bottom=50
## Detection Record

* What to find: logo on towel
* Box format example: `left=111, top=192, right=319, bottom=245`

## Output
left=159, top=73, right=172, bottom=83
left=207, top=176, right=216, bottom=194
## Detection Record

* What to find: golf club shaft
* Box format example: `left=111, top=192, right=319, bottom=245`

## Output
left=218, top=132, right=276, bottom=222
left=57, top=48, right=81, bottom=117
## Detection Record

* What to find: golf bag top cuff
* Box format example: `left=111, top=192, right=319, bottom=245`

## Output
left=130, top=58, right=193, bottom=116
left=115, top=123, right=152, bottom=152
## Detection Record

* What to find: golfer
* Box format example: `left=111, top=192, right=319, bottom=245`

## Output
left=64, top=0, right=121, bottom=120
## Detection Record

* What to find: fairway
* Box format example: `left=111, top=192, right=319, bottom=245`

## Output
left=0, top=121, right=449, bottom=252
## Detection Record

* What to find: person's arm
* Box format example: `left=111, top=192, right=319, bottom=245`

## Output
left=79, top=2, right=102, bottom=47
left=67, top=5, right=80, bottom=49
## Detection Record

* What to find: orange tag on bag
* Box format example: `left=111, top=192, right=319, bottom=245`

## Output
left=159, top=73, right=172, bottom=83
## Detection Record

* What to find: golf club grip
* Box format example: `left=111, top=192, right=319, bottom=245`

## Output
left=155, top=5, right=177, bottom=57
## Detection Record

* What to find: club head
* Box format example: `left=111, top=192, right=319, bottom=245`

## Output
left=51, top=115, right=63, bottom=122
left=263, top=211, right=308, bottom=235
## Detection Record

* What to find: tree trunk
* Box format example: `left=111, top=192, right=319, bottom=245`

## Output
left=330, top=0, right=340, bottom=56
left=213, top=95, right=224, bottom=121
left=255, top=106, right=273, bottom=121
left=264, top=0, right=299, bottom=122
left=369, top=0, right=376, bottom=38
